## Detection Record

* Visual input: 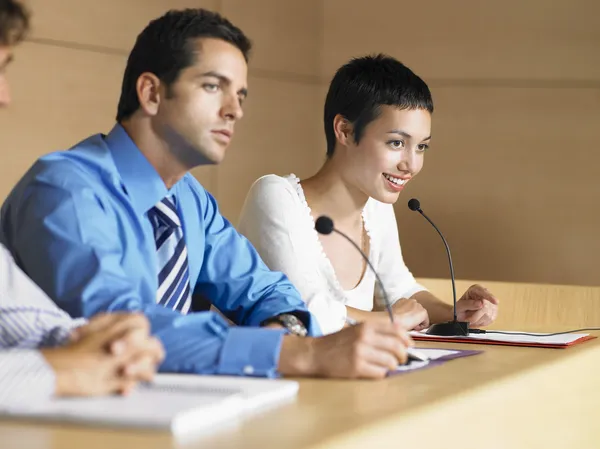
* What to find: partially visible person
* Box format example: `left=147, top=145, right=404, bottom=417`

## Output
left=238, top=54, right=499, bottom=334
left=0, top=0, right=164, bottom=406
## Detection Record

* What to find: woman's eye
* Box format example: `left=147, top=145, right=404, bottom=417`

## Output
left=388, top=140, right=404, bottom=149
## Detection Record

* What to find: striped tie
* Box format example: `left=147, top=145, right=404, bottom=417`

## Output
left=148, top=195, right=191, bottom=314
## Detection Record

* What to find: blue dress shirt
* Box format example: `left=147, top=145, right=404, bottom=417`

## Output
left=0, top=124, right=320, bottom=377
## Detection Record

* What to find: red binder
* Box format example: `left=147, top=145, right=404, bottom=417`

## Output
left=411, top=333, right=596, bottom=349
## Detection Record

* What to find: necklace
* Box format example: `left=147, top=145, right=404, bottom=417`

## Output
left=359, top=214, right=368, bottom=267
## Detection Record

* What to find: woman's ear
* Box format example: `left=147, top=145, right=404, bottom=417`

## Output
left=332, top=114, right=354, bottom=147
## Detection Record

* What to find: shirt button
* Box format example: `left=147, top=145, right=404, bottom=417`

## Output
left=243, top=365, right=254, bottom=375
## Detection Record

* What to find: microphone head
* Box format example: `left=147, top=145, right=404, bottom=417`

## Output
left=408, top=198, right=421, bottom=212
left=315, top=216, right=334, bottom=235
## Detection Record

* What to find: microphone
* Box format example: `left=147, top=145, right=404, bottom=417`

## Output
left=315, top=216, right=429, bottom=362
left=407, top=198, right=469, bottom=336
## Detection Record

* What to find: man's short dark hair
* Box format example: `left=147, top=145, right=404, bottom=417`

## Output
left=0, top=0, right=29, bottom=46
left=116, top=8, right=251, bottom=122
left=324, top=54, right=434, bottom=157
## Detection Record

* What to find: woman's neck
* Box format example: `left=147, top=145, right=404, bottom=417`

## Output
left=301, top=159, right=368, bottom=228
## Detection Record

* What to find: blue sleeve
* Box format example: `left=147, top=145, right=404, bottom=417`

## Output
left=2, top=181, right=287, bottom=376
left=194, top=187, right=321, bottom=336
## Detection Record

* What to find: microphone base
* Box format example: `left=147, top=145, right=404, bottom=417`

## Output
left=426, top=320, right=470, bottom=336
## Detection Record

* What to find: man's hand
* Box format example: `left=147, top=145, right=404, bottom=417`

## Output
left=456, top=284, right=499, bottom=327
left=391, top=298, right=430, bottom=331
left=278, top=321, right=413, bottom=379
left=42, top=313, right=164, bottom=397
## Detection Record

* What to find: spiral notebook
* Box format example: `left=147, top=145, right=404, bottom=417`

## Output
left=0, top=375, right=299, bottom=438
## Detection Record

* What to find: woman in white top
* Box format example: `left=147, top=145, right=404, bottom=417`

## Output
left=238, top=54, right=499, bottom=335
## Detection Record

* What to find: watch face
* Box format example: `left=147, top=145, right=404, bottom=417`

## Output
left=280, top=314, right=307, bottom=337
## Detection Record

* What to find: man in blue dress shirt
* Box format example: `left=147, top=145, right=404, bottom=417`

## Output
left=1, top=8, right=414, bottom=379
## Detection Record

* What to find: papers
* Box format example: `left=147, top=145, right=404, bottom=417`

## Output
left=0, top=375, right=299, bottom=438
left=410, top=330, right=596, bottom=348
left=392, top=347, right=481, bottom=374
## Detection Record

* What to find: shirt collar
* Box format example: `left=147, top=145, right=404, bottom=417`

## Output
left=105, top=123, right=169, bottom=216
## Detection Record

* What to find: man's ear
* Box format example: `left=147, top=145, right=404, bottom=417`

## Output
left=136, top=72, right=162, bottom=116
left=332, top=114, right=354, bottom=147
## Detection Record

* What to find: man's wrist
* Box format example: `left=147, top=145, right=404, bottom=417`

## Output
left=261, top=313, right=308, bottom=337
left=277, top=335, right=317, bottom=377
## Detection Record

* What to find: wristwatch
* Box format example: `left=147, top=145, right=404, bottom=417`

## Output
left=262, top=314, right=308, bottom=337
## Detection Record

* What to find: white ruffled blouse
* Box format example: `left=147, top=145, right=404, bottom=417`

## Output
left=238, top=174, right=427, bottom=334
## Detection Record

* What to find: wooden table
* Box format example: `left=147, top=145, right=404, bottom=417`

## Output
left=2, top=334, right=599, bottom=449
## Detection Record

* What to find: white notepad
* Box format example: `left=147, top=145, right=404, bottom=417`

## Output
left=0, top=374, right=299, bottom=438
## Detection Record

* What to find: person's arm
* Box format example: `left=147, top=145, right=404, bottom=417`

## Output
left=277, top=320, right=414, bottom=379
left=3, top=180, right=288, bottom=377
left=0, top=350, right=56, bottom=406
left=1, top=314, right=164, bottom=406
left=410, top=290, right=453, bottom=323
left=0, top=244, right=83, bottom=349
left=414, top=286, right=499, bottom=326
left=194, top=181, right=320, bottom=335
left=237, top=176, right=347, bottom=335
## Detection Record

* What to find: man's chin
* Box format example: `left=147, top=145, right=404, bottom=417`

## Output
left=204, top=149, right=227, bottom=165
left=185, top=146, right=227, bottom=167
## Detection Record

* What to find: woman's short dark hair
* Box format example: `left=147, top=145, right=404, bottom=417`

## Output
left=324, top=54, right=433, bottom=157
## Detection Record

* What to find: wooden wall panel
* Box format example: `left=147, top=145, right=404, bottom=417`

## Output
left=26, top=0, right=220, bottom=51
left=221, top=0, right=321, bottom=76
left=322, top=0, right=600, bottom=81
left=395, top=86, right=600, bottom=286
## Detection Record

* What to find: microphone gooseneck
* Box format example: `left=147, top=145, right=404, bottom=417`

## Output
left=407, top=199, right=469, bottom=336
left=315, top=215, right=394, bottom=323
left=315, top=215, right=430, bottom=362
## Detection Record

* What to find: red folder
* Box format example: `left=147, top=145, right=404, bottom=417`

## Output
left=411, top=334, right=596, bottom=349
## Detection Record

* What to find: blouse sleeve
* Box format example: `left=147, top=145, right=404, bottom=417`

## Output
left=372, top=202, right=427, bottom=309
left=238, top=176, right=347, bottom=334
left=0, top=244, right=83, bottom=349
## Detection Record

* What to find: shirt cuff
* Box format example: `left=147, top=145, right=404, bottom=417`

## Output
left=217, top=327, right=286, bottom=378
left=44, top=317, right=87, bottom=348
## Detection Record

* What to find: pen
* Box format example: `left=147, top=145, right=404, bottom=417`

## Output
left=344, top=317, right=430, bottom=363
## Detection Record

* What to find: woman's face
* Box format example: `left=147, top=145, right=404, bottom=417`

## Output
left=340, top=106, right=432, bottom=204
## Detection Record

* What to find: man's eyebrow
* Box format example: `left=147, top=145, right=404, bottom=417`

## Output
left=198, top=70, right=247, bottom=97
